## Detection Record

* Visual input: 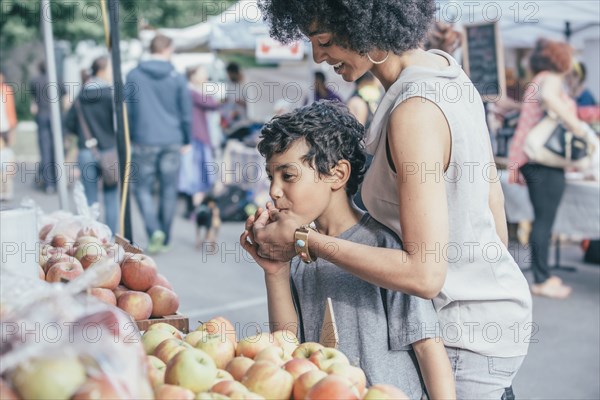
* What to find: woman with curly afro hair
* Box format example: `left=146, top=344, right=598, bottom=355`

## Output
left=510, top=39, right=587, bottom=300
left=247, top=1, right=532, bottom=398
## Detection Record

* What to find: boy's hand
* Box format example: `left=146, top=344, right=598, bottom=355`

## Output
left=252, top=203, right=298, bottom=262
left=240, top=228, right=289, bottom=276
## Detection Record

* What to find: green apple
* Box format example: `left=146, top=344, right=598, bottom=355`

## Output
left=142, top=329, right=178, bottom=355
left=194, top=331, right=236, bottom=369
left=12, top=356, right=86, bottom=400
left=308, top=347, right=349, bottom=370
left=291, top=342, right=324, bottom=359
left=164, top=348, right=218, bottom=393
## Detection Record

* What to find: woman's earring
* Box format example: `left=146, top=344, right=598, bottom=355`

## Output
left=367, top=51, right=390, bottom=65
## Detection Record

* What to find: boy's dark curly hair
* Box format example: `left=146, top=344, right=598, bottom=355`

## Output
left=258, top=0, right=436, bottom=55
left=258, top=100, right=366, bottom=196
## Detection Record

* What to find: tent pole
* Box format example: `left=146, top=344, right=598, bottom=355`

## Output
left=40, top=0, right=69, bottom=209
left=108, top=0, right=133, bottom=241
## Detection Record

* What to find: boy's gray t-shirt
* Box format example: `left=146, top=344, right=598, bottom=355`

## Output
left=290, top=213, right=439, bottom=399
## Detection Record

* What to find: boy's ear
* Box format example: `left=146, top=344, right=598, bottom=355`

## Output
left=329, top=160, right=351, bottom=191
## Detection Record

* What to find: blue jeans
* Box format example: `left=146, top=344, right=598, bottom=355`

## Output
left=131, top=144, right=181, bottom=244
left=35, top=114, right=56, bottom=189
left=78, top=149, right=119, bottom=235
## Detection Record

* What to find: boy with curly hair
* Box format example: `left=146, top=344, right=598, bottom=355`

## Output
left=241, top=101, right=455, bottom=399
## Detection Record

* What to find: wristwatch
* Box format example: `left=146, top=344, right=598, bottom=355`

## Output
left=294, top=225, right=316, bottom=263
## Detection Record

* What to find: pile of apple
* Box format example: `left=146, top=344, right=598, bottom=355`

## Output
left=143, top=317, right=409, bottom=400
left=39, top=227, right=179, bottom=321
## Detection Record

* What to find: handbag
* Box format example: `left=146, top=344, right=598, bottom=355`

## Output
left=74, top=100, right=119, bottom=187
left=524, top=110, right=594, bottom=169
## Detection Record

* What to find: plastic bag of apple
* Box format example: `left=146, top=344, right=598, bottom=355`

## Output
left=39, top=223, right=180, bottom=322
left=0, top=271, right=154, bottom=399
left=142, top=317, right=409, bottom=400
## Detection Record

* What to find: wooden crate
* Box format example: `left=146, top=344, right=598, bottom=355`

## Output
left=136, top=314, right=190, bottom=333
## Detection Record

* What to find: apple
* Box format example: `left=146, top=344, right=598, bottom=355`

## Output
left=225, top=357, right=255, bottom=382
left=211, top=379, right=248, bottom=396
left=363, top=384, right=410, bottom=400
left=11, top=356, right=86, bottom=400
left=283, top=358, right=318, bottom=380
left=253, top=345, right=291, bottom=366
left=308, top=348, right=350, bottom=370
left=45, top=261, right=84, bottom=283
left=155, top=384, right=195, bottom=400
left=325, top=363, right=367, bottom=395
left=147, top=285, right=180, bottom=317
left=147, top=355, right=167, bottom=389
left=50, top=233, right=74, bottom=248
left=197, top=317, right=237, bottom=348
left=117, top=291, right=153, bottom=321
left=0, top=378, right=19, bottom=400
left=113, top=284, right=129, bottom=299
left=241, top=361, right=293, bottom=400
left=142, top=329, right=179, bottom=355
left=104, top=242, right=126, bottom=264
left=89, top=287, right=117, bottom=306
left=271, top=330, right=299, bottom=357
left=121, top=253, right=158, bottom=291
left=39, top=223, right=54, bottom=241
left=74, top=240, right=107, bottom=269
left=216, top=369, right=234, bottom=382
left=194, top=331, right=236, bottom=369
left=39, top=244, right=63, bottom=269
left=293, top=370, right=328, bottom=400
left=38, top=264, right=45, bottom=280
left=89, top=260, right=122, bottom=290
left=164, top=348, right=218, bottom=393
left=292, top=342, right=324, bottom=359
left=72, top=375, right=127, bottom=399
left=305, top=375, right=360, bottom=400
left=235, top=333, right=271, bottom=359
left=154, top=338, right=192, bottom=364
left=147, top=322, right=184, bottom=339
left=153, top=273, right=174, bottom=290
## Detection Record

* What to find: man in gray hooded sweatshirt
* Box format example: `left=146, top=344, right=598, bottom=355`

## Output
left=126, top=34, right=192, bottom=253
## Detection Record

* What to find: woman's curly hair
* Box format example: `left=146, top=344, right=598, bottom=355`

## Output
left=258, top=0, right=436, bottom=55
left=530, top=39, right=573, bottom=75
left=258, top=100, right=366, bottom=196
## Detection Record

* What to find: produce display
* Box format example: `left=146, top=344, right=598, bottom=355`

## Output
left=142, top=317, right=410, bottom=400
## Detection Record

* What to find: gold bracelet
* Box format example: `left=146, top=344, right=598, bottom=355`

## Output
left=294, top=224, right=315, bottom=263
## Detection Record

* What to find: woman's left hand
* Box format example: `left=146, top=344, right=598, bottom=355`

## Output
left=251, top=203, right=299, bottom=262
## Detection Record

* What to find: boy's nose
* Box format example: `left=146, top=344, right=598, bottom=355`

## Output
left=269, top=185, right=283, bottom=201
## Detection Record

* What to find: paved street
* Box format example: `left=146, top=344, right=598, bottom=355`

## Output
left=3, top=127, right=599, bottom=399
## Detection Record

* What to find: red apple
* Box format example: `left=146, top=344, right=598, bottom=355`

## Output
left=38, top=264, right=45, bottom=280
left=155, top=384, right=195, bottom=400
left=363, top=384, right=410, bottom=400
left=117, top=290, right=153, bottom=321
left=121, top=254, right=158, bottom=291
left=147, top=322, right=183, bottom=339
left=89, top=260, right=121, bottom=289
left=153, top=338, right=192, bottom=364
left=305, top=374, right=360, bottom=400
left=153, top=273, right=174, bottom=290
left=283, top=357, right=318, bottom=380
left=325, top=363, right=367, bottom=396
left=271, top=329, right=299, bottom=357
left=39, top=244, right=64, bottom=269
left=253, top=345, right=291, bottom=366
left=142, top=328, right=179, bottom=355
left=241, top=361, right=293, bottom=400
left=50, top=233, right=73, bottom=248
left=113, top=284, right=129, bottom=299
left=46, top=261, right=84, bottom=283
left=211, top=380, right=248, bottom=396
left=42, top=253, right=77, bottom=274
left=235, top=333, right=272, bottom=359
left=292, top=342, right=324, bottom=359
left=147, top=285, right=179, bottom=317
left=194, top=331, right=236, bottom=369
left=89, top=287, right=117, bottom=306
left=164, top=348, right=218, bottom=393
left=293, top=370, right=328, bottom=400
left=72, top=375, right=128, bottom=399
left=309, top=348, right=350, bottom=370
left=197, top=317, right=237, bottom=349
left=74, top=239, right=107, bottom=269
left=225, top=357, right=255, bottom=382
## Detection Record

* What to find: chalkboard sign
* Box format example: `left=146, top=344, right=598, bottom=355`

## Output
left=463, top=22, right=505, bottom=101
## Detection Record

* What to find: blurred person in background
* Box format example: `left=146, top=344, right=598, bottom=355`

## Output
left=30, top=61, right=66, bottom=194
left=180, top=65, right=221, bottom=219
left=65, top=56, right=119, bottom=234
left=125, top=34, right=192, bottom=254
left=509, top=39, right=588, bottom=299
left=221, top=62, right=251, bottom=142
left=0, top=69, right=18, bottom=201
left=568, top=61, right=597, bottom=107
left=311, top=71, right=342, bottom=103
